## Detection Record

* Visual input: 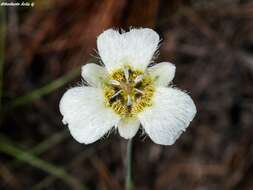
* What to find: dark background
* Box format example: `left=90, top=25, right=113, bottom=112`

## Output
left=1, top=0, right=253, bottom=189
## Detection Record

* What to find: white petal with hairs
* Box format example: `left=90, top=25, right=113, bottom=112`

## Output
left=59, top=87, right=120, bottom=144
left=97, top=28, right=159, bottom=72
left=138, top=87, right=196, bottom=145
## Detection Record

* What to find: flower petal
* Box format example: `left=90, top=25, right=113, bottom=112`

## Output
left=59, top=86, right=120, bottom=144
left=138, top=87, right=196, bottom=145
left=117, top=118, right=140, bottom=139
left=97, top=28, right=160, bottom=72
left=81, top=63, right=108, bottom=87
left=148, top=62, right=176, bottom=86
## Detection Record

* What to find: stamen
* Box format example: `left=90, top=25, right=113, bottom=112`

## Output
left=104, top=67, right=154, bottom=117
left=123, top=67, right=129, bottom=82
left=111, top=90, right=122, bottom=99
left=134, top=75, right=144, bottom=84
left=127, top=95, right=132, bottom=106
left=134, top=88, right=144, bottom=94
left=110, top=80, right=120, bottom=86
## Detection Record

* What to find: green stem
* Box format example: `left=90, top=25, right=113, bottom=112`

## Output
left=9, top=67, right=79, bottom=109
left=0, top=136, right=86, bottom=190
left=125, top=138, right=134, bottom=190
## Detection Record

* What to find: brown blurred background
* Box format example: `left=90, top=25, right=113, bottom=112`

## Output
left=1, top=0, right=253, bottom=189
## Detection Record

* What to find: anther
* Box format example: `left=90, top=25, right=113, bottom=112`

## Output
left=110, top=80, right=120, bottom=86
left=134, top=75, right=144, bottom=84
left=134, top=88, right=144, bottom=94
left=127, top=95, right=132, bottom=106
left=111, top=90, right=122, bottom=99
left=123, top=67, right=129, bottom=82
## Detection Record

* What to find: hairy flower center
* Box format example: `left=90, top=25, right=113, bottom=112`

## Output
left=104, top=66, right=155, bottom=118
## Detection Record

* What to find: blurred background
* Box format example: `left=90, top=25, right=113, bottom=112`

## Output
left=1, top=0, right=253, bottom=189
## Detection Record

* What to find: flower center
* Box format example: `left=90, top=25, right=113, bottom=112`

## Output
left=104, top=66, right=155, bottom=118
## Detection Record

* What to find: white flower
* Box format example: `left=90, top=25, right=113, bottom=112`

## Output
left=59, top=28, right=196, bottom=145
